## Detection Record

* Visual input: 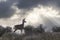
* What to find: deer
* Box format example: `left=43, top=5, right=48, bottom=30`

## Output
left=14, top=18, right=26, bottom=33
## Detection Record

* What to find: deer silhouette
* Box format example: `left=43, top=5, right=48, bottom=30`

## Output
left=14, top=18, right=26, bottom=33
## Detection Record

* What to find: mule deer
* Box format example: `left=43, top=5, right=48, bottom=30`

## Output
left=14, top=18, right=26, bottom=33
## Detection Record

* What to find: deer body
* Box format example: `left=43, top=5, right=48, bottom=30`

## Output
left=14, top=19, right=26, bottom=33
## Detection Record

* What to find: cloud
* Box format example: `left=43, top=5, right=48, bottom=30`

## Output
left=16, top=0, right=60, bottom=9
left=0, top=0, right=60, bottom=18
left=0, top=0, right=17, bottom=18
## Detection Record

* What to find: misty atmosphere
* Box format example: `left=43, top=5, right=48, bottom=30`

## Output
left=0, top=0, right=60, bottom=40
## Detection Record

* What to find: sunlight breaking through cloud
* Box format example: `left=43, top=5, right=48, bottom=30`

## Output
left=25, top=5, right=59, bottom=27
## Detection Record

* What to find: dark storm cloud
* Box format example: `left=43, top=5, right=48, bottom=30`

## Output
left=0, top=0, right=17, bottom=18
left=16, top=0, right=60, bottom=9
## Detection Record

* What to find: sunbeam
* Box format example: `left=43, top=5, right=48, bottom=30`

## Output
left=25, top=5, right=59, bottom=27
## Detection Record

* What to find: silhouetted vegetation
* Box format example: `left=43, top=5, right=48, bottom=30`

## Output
left=24, top=25, right=33, bottom=35
left=38, top=24, right=45, bottom=33
left=0, top=25, right=5, bottom=37
left=52, top=26, right=60, bottom=32
left=0, top=26, right=12, bottom=37
left=5, top=26, right=12, bottom=32
left=24, top=24, right=45, bottom=35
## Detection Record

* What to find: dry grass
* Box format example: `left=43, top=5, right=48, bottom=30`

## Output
left=0, top=32, right=60, bottom=40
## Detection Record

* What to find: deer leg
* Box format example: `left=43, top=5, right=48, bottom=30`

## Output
left=14, top=29, right=17, bottom=32
left=21, top=29, right=22, bottom=34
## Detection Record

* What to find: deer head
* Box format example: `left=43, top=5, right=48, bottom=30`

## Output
left=23, top=18, right=26, bottom=23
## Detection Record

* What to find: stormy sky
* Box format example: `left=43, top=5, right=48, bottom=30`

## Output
left=0, top=0, right=60, bottom=32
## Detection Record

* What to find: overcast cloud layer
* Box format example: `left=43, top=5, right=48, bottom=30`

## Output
left=0, top=0, right=60, bottom=18
left=0, top=0, right=18, bottom=18
left=17, top=0, right=60, bottom=9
